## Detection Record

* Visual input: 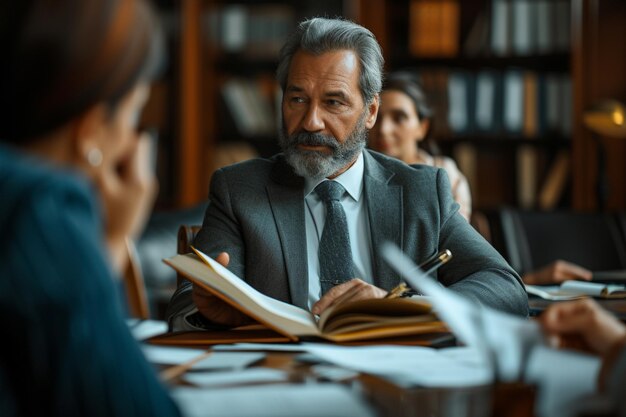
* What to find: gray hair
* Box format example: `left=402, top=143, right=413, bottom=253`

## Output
left=276, top=17, right=384, bottom=104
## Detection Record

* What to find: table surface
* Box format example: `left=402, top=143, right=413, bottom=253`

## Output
left=160, top=348, right=536, bottom=417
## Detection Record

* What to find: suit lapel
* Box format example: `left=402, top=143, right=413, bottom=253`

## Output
left=363, top=151, right=403, bottom=290
left=266, top=157, right=309, bottom=309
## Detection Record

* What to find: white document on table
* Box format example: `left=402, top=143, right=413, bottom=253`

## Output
left=215, top=343, right=491, bottom=387
left=526, top=346, right=601, bottom=417
left=141, top=345, right=207, bottom=365
left=171, top=383, right=376, bottom=417
left=191, top=352, right=266, bottom=371
left=126, top=319, right=168, bottom=341
left=183, top=367, right=288, bottom=388
left=380, top=243, right=602, bottom=416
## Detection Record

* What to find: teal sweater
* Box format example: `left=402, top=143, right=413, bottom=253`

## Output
left=0, top=145, right=180, bottom=417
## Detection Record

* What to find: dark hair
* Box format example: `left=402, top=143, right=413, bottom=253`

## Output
left=277, top=17, right=384, bottom=105
left=383, top=71, right=439, bottom=154
left=0, top=0, right=164, bottom=144
left=384, top=72, right=433, bottom=121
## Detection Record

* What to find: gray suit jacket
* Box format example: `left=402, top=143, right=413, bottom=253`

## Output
left=167, top=150, right=528, bottom=329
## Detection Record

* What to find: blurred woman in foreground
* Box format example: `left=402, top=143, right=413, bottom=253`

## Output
left=0, top=1, right=179, bottom=415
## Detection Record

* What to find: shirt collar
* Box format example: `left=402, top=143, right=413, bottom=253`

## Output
left=304, top=151, right=364, bottom=202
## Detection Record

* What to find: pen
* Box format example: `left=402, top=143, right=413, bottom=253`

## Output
left=384, top=249, right=452, bottom=299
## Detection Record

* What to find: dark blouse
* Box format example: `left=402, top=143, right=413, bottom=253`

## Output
left=0, top=145, right=180, bottom=416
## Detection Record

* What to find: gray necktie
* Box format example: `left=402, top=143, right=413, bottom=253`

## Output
left=316, top=180, right=354, bottom=295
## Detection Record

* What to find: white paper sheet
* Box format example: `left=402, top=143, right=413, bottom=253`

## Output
left=380, top=242, right=606, bottom=417
left=215, top=343, right=492, bottom=387
left=526, top=346, right=601, bottom=417
left=183, top=367, right=288, bottom=388
left=171, top=383, right=376, bottom=417
left=191, top=352, right=266, bottom=371
left=126, top=319, right=168, bottom=341
left=381, top=243, right=544, bottom=382
left=213, top=343, right=311, bottom=352
left=141, top=345, right=207, bottom=365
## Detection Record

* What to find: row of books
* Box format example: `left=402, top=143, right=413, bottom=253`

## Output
left=219, top=69, right=572, bottom=142
left=220, top=76, right=281, bottom=138
left=419, top=69, right=572, bottom=139
left=491, top=0, right=570, bottom=56
left=453, top=144, right=570, bottom=211
left=202, top=4, right=295, bottom=58
left=408, top=0, right=571, bottom=57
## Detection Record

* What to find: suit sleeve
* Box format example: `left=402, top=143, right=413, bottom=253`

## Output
left=166, top=168, right=246, bottom=331
left=434, top=169, right=529, bottom=316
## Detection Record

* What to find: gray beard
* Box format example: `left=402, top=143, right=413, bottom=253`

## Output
left=278, top=113, right=368, bottom=181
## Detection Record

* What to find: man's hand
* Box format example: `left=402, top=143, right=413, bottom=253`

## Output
left=312, top=279, right=387, bottom=315
left=191, top=252, right=255, bottom=327
left=540, top=299, right=626, bottom=390
left=522, top=260, right=592, bottom=285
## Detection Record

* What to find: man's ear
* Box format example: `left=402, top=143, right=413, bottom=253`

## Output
left=69, top=104, right=108, bottom=163
left=365, top=94, right=379, bottom=129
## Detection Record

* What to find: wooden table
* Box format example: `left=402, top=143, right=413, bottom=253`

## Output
left=160, top=348, right=537, bottom=417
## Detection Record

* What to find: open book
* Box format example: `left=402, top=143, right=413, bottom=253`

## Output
left=163, top=248, right=446, bottom=343
left=525, top=280, right=626, bottom=301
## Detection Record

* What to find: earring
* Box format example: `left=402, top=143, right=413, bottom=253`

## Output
left=87, top=148, right=103, bottom=167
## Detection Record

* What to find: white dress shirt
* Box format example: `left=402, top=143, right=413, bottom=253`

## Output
left=303, top=152, right=374, bottom=309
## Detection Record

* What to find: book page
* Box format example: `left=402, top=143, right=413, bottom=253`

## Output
left=524, top=284, right=586, bottom=301
left=561, top=280, right=626, bottom=297
left=164, top=252, right=320, bottom=338
left=526, top=282, right=626, bottom=300
left=318, top=297, right=439, bottom=339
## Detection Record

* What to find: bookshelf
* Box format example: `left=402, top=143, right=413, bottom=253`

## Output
left=361, top=0, right=626, bottom=212
left=361, top=0, right=574, bottom=211
left=152, top=0, right=626, bottom=212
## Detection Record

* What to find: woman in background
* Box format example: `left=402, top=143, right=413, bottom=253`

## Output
left=369, top=72, right=472, bottom=221
left=370, top=72, right=592, bottom=285
left=0, top=1, right=179, bottom=415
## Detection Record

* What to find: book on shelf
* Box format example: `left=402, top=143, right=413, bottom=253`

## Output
left=538, top=150, right=570, bottom=210
left=409, top=0, right=460, bottom=57
left=526, top=280, right=626, bottom=301
left=474, top=71, right=498, bottom=132
left=516, top=145, right=538, bottom=209
left=220, top=78, right=276, bottom=137
left=512, top=0, right=534, bottom=56
left=203, top=4, right=294, bottom=58
left=490, top=0, right=570, bottom=56
left=490, top=0, right=510, bottom=56
left=163, top=248, right=446, bottom=344
left=522, top=72, right=539, bottom=138
left=503, top=70, right=524, bottom=134
left=447, top=71, right=473, bottom=134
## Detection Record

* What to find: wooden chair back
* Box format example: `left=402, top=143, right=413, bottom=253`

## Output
left=176, top=225, right=202, bottom=285
left=123, top=240, right=150, bottom=319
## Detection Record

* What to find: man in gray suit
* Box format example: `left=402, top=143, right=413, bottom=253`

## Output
left=167, top=17, right=528, bottom=330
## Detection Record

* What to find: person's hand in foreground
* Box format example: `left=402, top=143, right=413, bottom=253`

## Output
left=100, top=130, right=157, bottom=273
left=523, top=260, right=592, bottom=285
left=192, top=252, right=256, bottom=327
left=540, top=298, right=626, bottom=389
left=312, top=278, right=387, bottom=316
